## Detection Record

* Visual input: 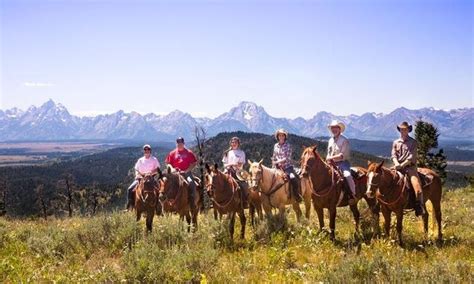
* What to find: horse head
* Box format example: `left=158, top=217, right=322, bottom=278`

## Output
left=300, top=145, right=320, bottom=178
left=204, top=163, right=222, bottom=197
left=247, top=159, right=264, bottom=188
left=158, top=165, right=181, bottom=202
left=366, top=160, right=384, bottom=198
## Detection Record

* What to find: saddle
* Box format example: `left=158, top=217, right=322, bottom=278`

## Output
left=396, top=170, right=434, bottom=210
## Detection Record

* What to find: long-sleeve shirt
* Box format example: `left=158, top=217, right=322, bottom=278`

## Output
left=391, top=136, right=417, bottom=166
left=272, top=142, right=293, bottom=170
left=327, top=134, right=350, bottom=162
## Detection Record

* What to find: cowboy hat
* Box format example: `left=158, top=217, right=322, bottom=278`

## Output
left=327, top=120, right=346, bottom=133
left=274, top=128, right=289, bottom=140
left=397, top=121, right=413, bottom=132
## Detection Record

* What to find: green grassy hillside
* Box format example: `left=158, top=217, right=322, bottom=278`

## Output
left=1, top=187, right=472, bottom=282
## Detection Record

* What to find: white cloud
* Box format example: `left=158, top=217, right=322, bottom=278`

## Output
left=23, top=82, right=55, bottom=88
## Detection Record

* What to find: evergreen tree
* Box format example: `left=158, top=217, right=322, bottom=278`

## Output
left=414, top=119, right=448, bottom=183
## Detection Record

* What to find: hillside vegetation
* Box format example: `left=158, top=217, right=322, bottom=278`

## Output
left=0, top=187, right=472, bottom=282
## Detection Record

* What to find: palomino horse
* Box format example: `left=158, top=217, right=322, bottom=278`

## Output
left=300, top=146, right=377, bottom=240
left=247, top=160, right=311, bottom=222
left=158, top=166, right=201, bottom=231
left=135, top=173, right=161, bottom=232
left=366, top=161, right=442, bottom=245
left=205, top=163, right=246, bottom=239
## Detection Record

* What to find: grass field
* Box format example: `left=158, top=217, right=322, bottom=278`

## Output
left=0, top=187, right=472, bottom=282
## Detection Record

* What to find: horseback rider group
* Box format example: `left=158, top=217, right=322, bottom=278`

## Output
left=126, top=120, right=425, bottom=215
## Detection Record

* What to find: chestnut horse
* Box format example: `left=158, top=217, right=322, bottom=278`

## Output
left=366, top=161, right=442, bottom=245
left=300, top=146, right=378, bottom=240
left=135, top=173, right=160, bottom=232
left=247, top=160, right=312, bottom=222
left=158, top=166, right=201, bottom=231
left=205, top=163, right=246, bottom=239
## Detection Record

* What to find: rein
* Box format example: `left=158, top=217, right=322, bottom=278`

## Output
left=375, top=170, right=407, bottom=207
left=210, top=175, right=239, bottom=210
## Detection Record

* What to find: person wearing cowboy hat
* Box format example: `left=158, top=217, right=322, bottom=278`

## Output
left=271, top=128, right=302, bottom=202
left=326, top=120, right=357, bottom=205
left=391, top=121, right=426, bottom=216
left=126, top=144, right=161, bottom=210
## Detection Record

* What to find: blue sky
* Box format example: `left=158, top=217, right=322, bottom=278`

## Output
left=1, top=0, right=472, bottom=118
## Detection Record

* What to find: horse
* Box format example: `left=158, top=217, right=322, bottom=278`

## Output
left=232, top=169, right=263, bottom=226
left=247, top=159, right=311, bottom=222
left=205, top=163, right=246, bottom=239
left=366, top=161, right=443, bottom=245
left=135, top=173, right=161, bottom=232
left=300, top=146, right=378, bottom=240
left=158, top=166, right=201, bottom=231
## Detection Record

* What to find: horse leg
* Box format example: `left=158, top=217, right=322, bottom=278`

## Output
left=329, top=207, right=336, bottom=241
left=432, top=200, right=443, bottom=241
left=315, top=204, right=324, bottom=231
left=213, top=207, right=218, bottom=221
left=249, top=203, right=255, bottom=227
left=304, top=194, right=311, bottom=219
left=422, top=208, right=429, bottom=240
left=292, top=201, right=303, bottom=223
left=136, top=209, right=141, bottom=222
left=238, top=209, right=246, bottom=239
left=349, top=204, right=360, bottom=233
left=229, top=212, right=236, bottom=240
left=185, top=212, right=192, bottom=233
left=146, top=211, right=153, bottom=232
left=396, top=210, right=404, bottom=246
left=381, top=206, right=391, bottom=239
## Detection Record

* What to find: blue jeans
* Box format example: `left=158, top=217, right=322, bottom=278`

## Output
left=335, top=160, right=351, bottom=177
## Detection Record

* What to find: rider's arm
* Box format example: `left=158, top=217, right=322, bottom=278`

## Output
left=391, top=141, right=400, bottom=166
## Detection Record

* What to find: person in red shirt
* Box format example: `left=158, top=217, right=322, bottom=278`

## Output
left=165, top=137, right=198, bottom=211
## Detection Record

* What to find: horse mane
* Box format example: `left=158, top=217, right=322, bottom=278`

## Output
left=302, top=146, right=329, bottom=168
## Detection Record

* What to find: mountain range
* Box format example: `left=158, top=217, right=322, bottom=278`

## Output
left=0, top=99, right=472, bottom=142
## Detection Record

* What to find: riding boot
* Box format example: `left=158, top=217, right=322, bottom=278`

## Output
left=290, top=178, right=302, bottom=203
left=126, top=188, right=135, bottom=210
left=415, top=192, right=426, bottom=217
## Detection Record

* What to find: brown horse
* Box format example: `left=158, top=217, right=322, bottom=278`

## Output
left=300, top=146, right=378, bottom=240
left=158, top=166, right=200, bottom=231
left=366, top=161, right=442, bottom=245
left=205, top=163, right=246, bottom=239
left=135, top=173, right=160, bottom=232
left=247, top=160, right=311, bottom=222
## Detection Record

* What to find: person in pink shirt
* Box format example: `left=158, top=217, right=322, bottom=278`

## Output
left=126, top=144, right=161, bottom=210
left=165, top=137, right=198, bottom=211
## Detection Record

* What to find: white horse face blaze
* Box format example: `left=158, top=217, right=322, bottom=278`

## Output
left=366, top=172, right=375, bottom=197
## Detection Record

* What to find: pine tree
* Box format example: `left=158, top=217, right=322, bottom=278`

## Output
left=414, top=119, right=448, bottom=183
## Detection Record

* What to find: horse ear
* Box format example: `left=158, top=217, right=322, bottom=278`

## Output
left=167, top=165, right=172, bottom=175
left=157, top=167, right=162, bottom=178
left=213, top=163, right=219, bottom=173
left=312, top=145, right=318, bottom=154
left=258, top=159, right=263, bottom=165
left=377, top=160, right=384, bottom=171
left=248, top=159, right=253, bottom=165
left=367, top=160, right=372, bottom=166
left=205, top=163, right=211, bottom=174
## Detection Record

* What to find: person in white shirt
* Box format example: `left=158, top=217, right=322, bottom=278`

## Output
left=126, top=144, right=161, bottom=210
left=222, top=137, right=248, bottom=206
left=326, top=120, right=357, bottom=205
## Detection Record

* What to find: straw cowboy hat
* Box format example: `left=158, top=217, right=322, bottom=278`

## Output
left=397, top=121, right=413, bottom=133
left=274, top=128, right=289, bottom=140
left=327, top=120, right=346, bottom=133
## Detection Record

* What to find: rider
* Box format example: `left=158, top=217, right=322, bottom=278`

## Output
left=165, top=137, right=198, bottom=211
left=326, top=120, right=357, bottom=205
left=271, top=129, right=302, bottom=202
left=222, top=136, right=249, bottom=207
left=126, top=144, right=160, bottom=209
left=391, top=121, right=426, bottom=216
